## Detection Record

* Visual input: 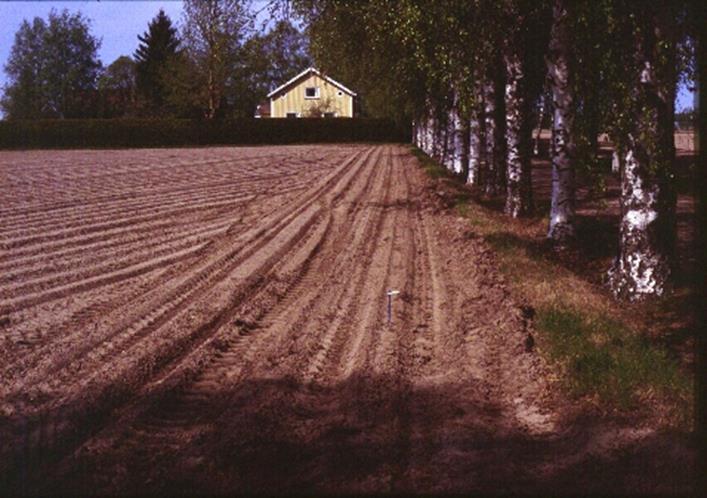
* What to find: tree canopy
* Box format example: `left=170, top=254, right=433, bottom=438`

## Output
left=134, top=9, right=180, bottom=113
left=1, top=9, right=102, bottom=119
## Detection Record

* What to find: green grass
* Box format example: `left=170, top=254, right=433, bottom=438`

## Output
left=536, top=305, right=687, bottom=408
left=412, top=146, right=692, bottom=421
left=410, top=147, right=456, bottom=180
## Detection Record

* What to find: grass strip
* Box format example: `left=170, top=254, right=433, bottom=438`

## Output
left=412, top=146, right=692, bottom=424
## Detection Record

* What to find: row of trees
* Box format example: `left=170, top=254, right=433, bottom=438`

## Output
left=295, top=0, right=697, bottom=301
left=1, top=1, right=311, bottom=119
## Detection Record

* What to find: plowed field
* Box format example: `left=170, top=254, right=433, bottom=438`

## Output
left=0, top=145, right=692, bottom=494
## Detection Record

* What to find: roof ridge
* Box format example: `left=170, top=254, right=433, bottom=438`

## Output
left=267, top=67, right=357, bottom=98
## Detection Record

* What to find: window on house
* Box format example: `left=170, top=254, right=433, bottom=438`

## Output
left=305, top=87, right=320, bottom=99
left=286, top=112, right=297, bottom=118
left=337, top=91, right=343, bottom=97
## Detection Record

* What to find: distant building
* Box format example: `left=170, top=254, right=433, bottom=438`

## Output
left=254, top=101, right=270, bottom=118
left=262, top=67, right=357, bottom=118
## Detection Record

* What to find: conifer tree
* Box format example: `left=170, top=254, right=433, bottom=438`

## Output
left=134, top=9, right=180, bottom=112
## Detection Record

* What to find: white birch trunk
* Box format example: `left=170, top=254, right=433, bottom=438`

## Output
left=467, top=116, right=481, bottom=185
left=454, top=94, right=465, bottom=174
left=431, top=114, right=439, bottom=160
left=608, top=12, right=677, bottom=300
left=468, top=78, right=489, bottom=186
left=547, top=0, right=576, bottom=243
left=611, top=146, right=626, bottom=174
left=439, top=109, right=448, bottom=166
left=504, top=50, right=533, bottom=217
left=444, top=107, right=455, bottom=171
left=446, top=93, right=464, bottom=174
left=483, top=77, right=501, bottom=195
left=425, top=115, right=435, bottom=157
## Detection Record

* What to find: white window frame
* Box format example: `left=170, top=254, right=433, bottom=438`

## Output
left=304, top=87, right=320, bottom=99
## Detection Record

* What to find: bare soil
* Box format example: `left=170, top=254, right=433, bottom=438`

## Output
left=0, top=145, right=695, bottom=495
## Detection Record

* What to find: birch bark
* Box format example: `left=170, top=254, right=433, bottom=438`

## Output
left=448, top=91, right=464, bottom=174
left=504, top=50, right=533, bottom=217
left=483, top=77, right=499, bottom=195
left=608, top=10, right=677, bottom=300
left=546, top=0, right=576, bottom=243
left=467, top=79, right=486, bottom=185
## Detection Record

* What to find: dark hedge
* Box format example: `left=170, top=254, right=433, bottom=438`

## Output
left=0, top=118, right=411, bottom=149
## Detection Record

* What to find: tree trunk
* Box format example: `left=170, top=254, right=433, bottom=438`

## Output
left=206, top=64, right=217, bottom=119
left=419, top=111, right=428, bottom=153
left=504, top=50, right=533, bottom=217
left=448, top=91, right=465, bottom=174
left=608, top=10, right=677, bottom=300
left=468, top=116, right=482, bottom=185
left=424, top=113, right=433, bottom=156
left=467, top=79, right=486, bottom=186
left=547, top=0, right=576, bottom=243
left=493, top=64, right=508, bottom=190
left=483, top=77, right=499, bottom=195
left=611, top=145, right=625, bottom=174
left=534, top=90, right=549, bottom=156
left=444, top=105, right=455, bottom=171
left=433, top=113, right=442, bottom=161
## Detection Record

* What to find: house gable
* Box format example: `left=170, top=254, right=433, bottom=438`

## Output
left=267, top=67, right=356, bottom=99
left=267, top=68, right=356, bottom=118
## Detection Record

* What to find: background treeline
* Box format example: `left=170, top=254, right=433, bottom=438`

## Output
left=0, top=118, right=410, bottom=148
left=1, top=1, right=310, bottom=120
left=293, top=0, right=698, bottom=302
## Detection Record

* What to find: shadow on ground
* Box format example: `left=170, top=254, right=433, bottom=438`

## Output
left=3, top=372, right=695, bottom=496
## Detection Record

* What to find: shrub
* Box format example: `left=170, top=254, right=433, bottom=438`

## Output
left=0, top=118, right=411, bottom=149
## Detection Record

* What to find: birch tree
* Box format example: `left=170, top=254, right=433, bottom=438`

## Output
left=606, top=2, right=680, bottom=300
left=501, top=1, right=550, bottom=217
left=483, top=61, right=507, bottom=195
left=504, top=48, right=534, bottom=217
left=546, top=0, right=576, bottom=242
left=467, top=77, right=486, bottom=185
left=181, top=0, right=253, bottom=119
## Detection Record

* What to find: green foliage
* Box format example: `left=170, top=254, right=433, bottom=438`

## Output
left=180, top=0, right=255, bottom=119
left=1, top=9, right=102, bottom=119
left=0, top=118, right=411, bottom=149
left=97, top=56, right=137, bottom=118
left=134, top=9, right=180, bottom=113
left=230, top=19, right=312, bottom=118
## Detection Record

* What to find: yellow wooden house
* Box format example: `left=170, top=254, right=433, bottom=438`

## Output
left=265, top=67, right=356, bottom=118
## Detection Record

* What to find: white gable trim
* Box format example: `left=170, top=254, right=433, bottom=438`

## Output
left=267, top=67, right=357, bottom=98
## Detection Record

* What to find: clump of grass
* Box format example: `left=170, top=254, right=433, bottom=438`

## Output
left=410, top=145, right=692, bottom=422
left=454, top=195, right=473, bottom=218
left=536, top=305, right=688, bottom=408
left=410, top=147, right=453, bottom=179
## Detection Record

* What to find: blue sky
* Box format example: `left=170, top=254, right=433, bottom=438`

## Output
left=0, top=1, right=696, bottom=113
left=1, top=2, right=185, bottom=78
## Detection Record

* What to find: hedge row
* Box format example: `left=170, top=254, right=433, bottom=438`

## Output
left=0, top=118, right=411, bottom=149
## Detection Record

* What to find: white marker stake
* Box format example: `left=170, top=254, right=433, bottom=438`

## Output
left=387, top=290, right=400, bottom=323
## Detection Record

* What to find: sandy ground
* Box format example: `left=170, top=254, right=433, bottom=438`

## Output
left=0, top=145, right=695, bottom=494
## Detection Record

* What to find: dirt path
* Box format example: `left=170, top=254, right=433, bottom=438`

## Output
left=1, top=145, right=694, bottom=494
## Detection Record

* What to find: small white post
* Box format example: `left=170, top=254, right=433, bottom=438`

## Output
left=386, top=289, right=400, bottom=323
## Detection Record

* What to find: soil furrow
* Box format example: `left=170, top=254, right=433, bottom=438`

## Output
left=0, top=147, right=373, bottom=489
